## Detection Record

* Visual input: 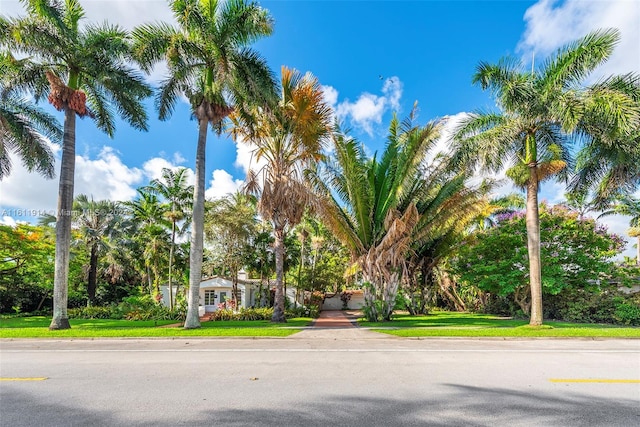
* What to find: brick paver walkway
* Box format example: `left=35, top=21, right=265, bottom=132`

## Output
left=311, top=310, right=357, bottom=328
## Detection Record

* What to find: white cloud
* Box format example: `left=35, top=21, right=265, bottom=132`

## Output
left=335, top=77, right=404, bottom=136
left=518, top=0, right=640, bottom=79
left=205, top=169, right=243, bottom=200
left=74, top=147, right=143, bottom=201
left=382, top=77, right=403, bottom=111
left=0, top=146, right=147, bottom=220
left=141, top=156, right=194, bottom=185
left=0, top=216, right=17, bottom=226
left=234, top=137, right=267, bottom=176
left=1, top=1, right=175, bottom=29
left=321, top=85, right=339, bottom=107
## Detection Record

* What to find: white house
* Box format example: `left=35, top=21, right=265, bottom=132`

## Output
left=160, top=273, right=264, bottom=316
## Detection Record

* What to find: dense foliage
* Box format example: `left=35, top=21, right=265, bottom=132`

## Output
left=451, top=204, right=639, bottom=324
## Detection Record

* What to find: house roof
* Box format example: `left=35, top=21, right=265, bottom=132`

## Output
left=199, top=276, right=264, bottom=289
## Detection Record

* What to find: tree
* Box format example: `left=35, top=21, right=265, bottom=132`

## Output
left=452, top=29, right=639, bottom=325
left=570, top=74, right=640, bottom=202
left=124, top=190, right=170, bottom=295
left=71, top=195, right=125, bottom=306
left=232, top=66, right=333, bottom=322
left=1, top=0, right=151, bottom=329
left=204, top=192, right=257, bottom=309
left=133, top=0, right=276, bottom=329
left=0, top=80, right=61, bottom=179
left=0, top=224, right=55, bottom=313
left=599, top=195, right=640, bottom=265
left=403, top=161, right=492, bottom=315
left=312, top=110, right=442, bottom=321
left=144, top=167, right=193, bottom=310
left=451, top=204, right=627, bottom=315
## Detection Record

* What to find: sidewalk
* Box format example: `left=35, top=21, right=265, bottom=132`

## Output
left=290, top=310, right=389, bottom=340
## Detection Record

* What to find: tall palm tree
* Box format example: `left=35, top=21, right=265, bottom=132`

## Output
left=132, top=0, right=276, bottom=328
left=0, top=83, right=61, bottom=179
left=144, top=167, right=193, bottom=310
left=452, top=29, right=639, bottom=325
left=312, top=111, right=442, bottom=321
left=232, top=66, right=333, bottom=322
left=72, top=195, right=125, bottom=306
left=599, top=195, right=640, bottom=265
left=1, top=0, right=151, bottom=329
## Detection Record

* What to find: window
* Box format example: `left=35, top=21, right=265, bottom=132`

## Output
left=204, top=290, right=216, bottom=305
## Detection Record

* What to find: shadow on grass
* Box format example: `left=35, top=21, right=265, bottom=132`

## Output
left=2, top=383, right=638, bottom=426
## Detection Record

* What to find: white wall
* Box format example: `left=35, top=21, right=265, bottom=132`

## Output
left=322, top=293, right=365, bottom=310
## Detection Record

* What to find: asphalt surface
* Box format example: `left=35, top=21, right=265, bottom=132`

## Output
left=1, top=318, right=639, bottom=426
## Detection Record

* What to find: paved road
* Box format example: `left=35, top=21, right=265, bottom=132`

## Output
left=1, top=329, right=639, bottom=426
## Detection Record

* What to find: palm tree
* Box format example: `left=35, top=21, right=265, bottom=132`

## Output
left=312, top=110, right=442, bottom=321
left=403, top=160, right=492, bottom=315
left=1, top=0, right=151, bottom=329
left=452, top=29, right=639, bottom=326
left=599, top=195, right=640, bottom=265
left=232, top=66, right=333, bottom=322
left=570, top=74, right=640, bottom=202
left=124, top=190, right=170, bottom=295
left=144, top=167, right=193, bottom=310
left=72, top=195, right=125, bottom=306
left=0, top=83, right=61, bottom=179
left=132, top=0, right=276, bottom=328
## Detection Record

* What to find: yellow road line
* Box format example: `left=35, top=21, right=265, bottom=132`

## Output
left=550, top=378, right=640, bottom=383
left=0, top=377, right=48, bottom=381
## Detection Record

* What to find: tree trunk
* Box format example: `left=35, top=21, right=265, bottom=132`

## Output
left=87, top=243, right=98, bottom=306
left=272, top=225, right=287, bottom=323
left=382, top=272, right=400, bottom=321
left=526, top=167, right=543, bottom=326
left=168, top=220, right=176, bottom=311
left=184, top=117, right=208, bottom=329
left=145, top=264, right=153, bottom=295
left=637, top=236, right=639, bottom=266
left=49, top=107, right=75, bottom=330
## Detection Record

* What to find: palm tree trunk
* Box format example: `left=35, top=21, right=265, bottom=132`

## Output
left=272, top=225, right=287, bottom=323
left=295, top=234, right=304, bottom=308
left=636, top=236, right=639, bottom=266
left=87, top=243, right=98, bottom=306
left=168, top=220, right=176, bottom=311
left=184, top=116, right=207, bottom=329
left=49, top=107, right=75, bottom=330
left=526, top=170, right=543, bottom=326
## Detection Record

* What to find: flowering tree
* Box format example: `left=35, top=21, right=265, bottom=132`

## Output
left=451, top=204, right=626, bottom=315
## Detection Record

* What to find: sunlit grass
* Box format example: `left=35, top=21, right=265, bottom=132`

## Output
left=359, top=312, right=640, bottom=338
left=0, top=316, right=313, bottom=338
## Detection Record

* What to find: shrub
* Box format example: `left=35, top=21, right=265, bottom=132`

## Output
left=286, top=305, right=320, bottom=318
left=68, top=306, right=113, bottom=319
left=614, top=303, right=640, bottom=326
left=205, top=306, right=319, bottom=322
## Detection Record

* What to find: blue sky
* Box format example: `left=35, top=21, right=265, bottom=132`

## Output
left=1, top=0, right=639, bottom=257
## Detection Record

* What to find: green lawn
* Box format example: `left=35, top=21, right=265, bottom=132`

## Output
left=359, top=312, right=640, bottom=338
left=0, top=316, right=313, bottom=338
